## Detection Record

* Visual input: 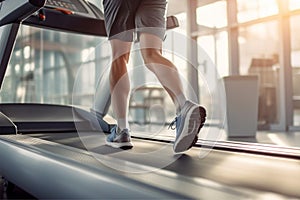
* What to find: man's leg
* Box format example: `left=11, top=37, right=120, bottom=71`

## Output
left=102, top=0, right=138, bottom=149
left=139, top=33, right=206, bottom=153
left=139, top=33, right=186, bottom=113
left=109, top=39, right=132, bottom=131
left=106, top=39, right=133, bottom=149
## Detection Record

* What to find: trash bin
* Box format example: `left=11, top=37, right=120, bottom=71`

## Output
left=223, top=75, right=259, bottom=137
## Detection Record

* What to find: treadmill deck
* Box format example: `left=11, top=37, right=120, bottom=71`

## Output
left=0, top=132, right=299, bottom=199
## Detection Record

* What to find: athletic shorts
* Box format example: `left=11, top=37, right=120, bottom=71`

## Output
left=103, top=0, right=167, bottom=42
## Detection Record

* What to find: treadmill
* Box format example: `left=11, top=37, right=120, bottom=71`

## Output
left=0, top=0, right=300, bottom=199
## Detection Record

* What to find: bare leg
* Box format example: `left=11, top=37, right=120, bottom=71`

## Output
left=109, top=39, right=132, bottom=130
left=139, top=33, right=187, bottom=113
left=139, top=33, right=206, bottom=153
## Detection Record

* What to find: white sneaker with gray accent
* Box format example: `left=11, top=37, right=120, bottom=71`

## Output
left=106, top=126, right=133, bottom=149
left=169, top=100, right=206, bottom=153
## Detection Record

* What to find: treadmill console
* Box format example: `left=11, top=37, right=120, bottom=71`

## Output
left=21, top=0, right=105, bottom=36
left=46, top=0, right=88, bottom=14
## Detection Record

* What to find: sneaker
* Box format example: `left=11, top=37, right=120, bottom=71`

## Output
left=106, top=126, right=133, bottom=149
left=169, top=100, right=206, bottom=153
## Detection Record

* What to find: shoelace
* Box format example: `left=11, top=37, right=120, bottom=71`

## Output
left=168, top=117, right=177, bottom=130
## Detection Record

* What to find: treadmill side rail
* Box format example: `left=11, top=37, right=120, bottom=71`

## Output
left=0, top=23, right=19, bottom=89
left=0, top=112, right=17, bottom=134
left=0, top=135, right=189, bottom=199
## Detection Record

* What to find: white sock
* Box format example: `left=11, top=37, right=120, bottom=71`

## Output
left=117, top=118, right=129, bottom=131
left=176, top=93, right=187, bottom=114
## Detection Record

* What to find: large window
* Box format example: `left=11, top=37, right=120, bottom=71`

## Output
left=0, top=25, right=106, bottom=107
left=290, top=15, right=300, bottom=126
left=169, top=0, right=300, bottom=135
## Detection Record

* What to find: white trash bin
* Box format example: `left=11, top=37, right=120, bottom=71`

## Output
left=223, top=75, right=259, bottom=137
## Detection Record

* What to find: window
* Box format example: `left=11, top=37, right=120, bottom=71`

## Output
left=290, top=15, right=300, bottom=67
left=196, top=1, right=227, bottom=28
left=239, top=21, right=279, bottom=74
left=239, top=21, right=280, bottom=126
left=289, top=0, right=300, bottom=11
left=290, top=15, right=300, bottom=125
left=237, top=0, right=278, bottom=23
left=0, top=25, right=105, bottom=107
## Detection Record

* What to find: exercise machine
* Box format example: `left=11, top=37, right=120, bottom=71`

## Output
left=0, top=0, right=300, bottom=199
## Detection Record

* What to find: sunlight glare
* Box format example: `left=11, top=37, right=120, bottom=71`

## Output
left=289, top=0, right=300, bottom=10
left=237, top=0, right=278, bottom=23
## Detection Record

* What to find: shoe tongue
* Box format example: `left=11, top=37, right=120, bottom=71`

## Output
left=116, top=127, right=122, bottom=134
left=117, top=127, right=129, bottom=134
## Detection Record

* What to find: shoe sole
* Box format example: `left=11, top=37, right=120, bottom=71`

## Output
left=105, top=140, right=133, bottom=150
left=173, top=105, right=206, bottom=153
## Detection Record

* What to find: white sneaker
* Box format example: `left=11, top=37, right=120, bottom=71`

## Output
left=169, top=100, right=206, bottom=153
left=106, top=126, right=133, bottom=149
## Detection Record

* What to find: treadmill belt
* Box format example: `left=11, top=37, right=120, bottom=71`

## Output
left=27, top=131, right=300, bottom=198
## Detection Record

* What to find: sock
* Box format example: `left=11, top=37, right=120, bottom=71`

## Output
left=117, top=118, right=129, bottom=132
left=176, top=93, right=187, bottom=114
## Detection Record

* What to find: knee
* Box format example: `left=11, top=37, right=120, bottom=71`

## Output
left=141, top=49, right=162, bottom=70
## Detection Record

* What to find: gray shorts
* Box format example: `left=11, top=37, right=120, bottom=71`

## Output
left=103, top=0, right=167, bottom=41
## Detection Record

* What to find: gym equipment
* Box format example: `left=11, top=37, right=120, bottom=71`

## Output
left=0, top=1, right=299, bottom=199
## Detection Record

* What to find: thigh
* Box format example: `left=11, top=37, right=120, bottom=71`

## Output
left=110, top=39, right=132, bottom=61
left=139, top=33, right=162, bottom=51
left=135, top=0, right=167, bottom=40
